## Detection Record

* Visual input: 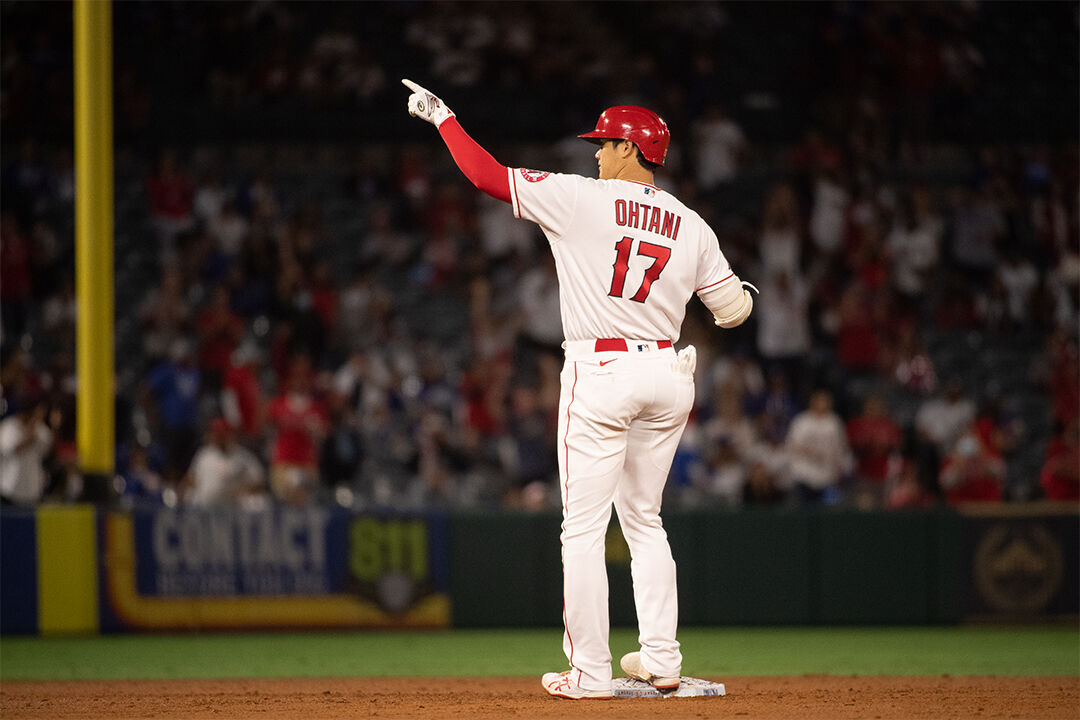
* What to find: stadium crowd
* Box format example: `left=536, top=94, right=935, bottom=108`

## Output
left=2, top=1, right=1077, bottom=511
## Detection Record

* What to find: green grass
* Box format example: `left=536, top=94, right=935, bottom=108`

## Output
left=1, top=627, right=1076, bottom=681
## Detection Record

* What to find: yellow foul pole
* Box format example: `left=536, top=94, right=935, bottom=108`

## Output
left=74, top=0, right=115, bottom=488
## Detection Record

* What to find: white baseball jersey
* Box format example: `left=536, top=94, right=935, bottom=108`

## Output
left=507, top=168, right=733, bottom=342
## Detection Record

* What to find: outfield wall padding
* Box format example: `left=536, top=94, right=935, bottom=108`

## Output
left=1, top=504, right=1075, bottom=633
left=450, top=508, right=966, bottom=627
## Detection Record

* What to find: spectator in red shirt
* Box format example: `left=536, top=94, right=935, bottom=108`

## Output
left=846, top=394, right=903, bottom=507
left=1049, top=333, right=1079, bottom=427
left=309, top=259, right=339, bottom=333
left=267, top=355, right=328, bottom=506
left=196, top=286, right=245, bottom=390
left=221, top=342, right=266, bottom=443
left=885, top=459, right=936, bottom=510
left=881, top=319, right=938, bottom=396
left=460, top=353, right=510, bottom=440
left=972, top=396, right=1022, bottom=462
left=0, top=212, right=32, bottom=339
left=145, top=148, right=195, bottom=246
left=1040, top=419, right=1079, bottom=502
left=938, top=429, right=1004, bottom=505
left=835, top=279, right=882, bottom=372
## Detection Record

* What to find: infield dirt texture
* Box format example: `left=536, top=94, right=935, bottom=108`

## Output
left=2, top=628, right=1077, bottom=719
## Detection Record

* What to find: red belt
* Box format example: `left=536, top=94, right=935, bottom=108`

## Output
left=594, top=338, right=673, bottom=352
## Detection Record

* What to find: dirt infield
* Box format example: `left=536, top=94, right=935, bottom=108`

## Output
left=2, top=675, right=1077, bottom=719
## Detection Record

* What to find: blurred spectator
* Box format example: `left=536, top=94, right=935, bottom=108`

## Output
left=699, top=434, right=747, bottom=507
left=504, top=385, right=557, bottom=510
left=0, top=212, right=32, bottom=339
left=478, top=192, right=534, bottom=267
left=976, top=274, right=1010, bottom=333
left=885, top=460, right=936, bottom=509
left=1030, top=178, right=1071, bottom=261
left=41, top=273, right=77, bottom=343
left=938, top=429, right=1004, bottom=504
left=1045, top=251, right=1079, bottom=332
left=809, top=168, right=849, bottom=257
left=693, top=103, right=746, bottom=192
left=886, top=188, right=941, bottom=303
left=743, top=458, right=784, bottom=506
left=193, top=169, right=228, bottom=228
left=145, top=148, right=196, bottom=249
left=220, top=341, right=266, bottom=442
left=667, top=418, right=709, bottom=502
left=319, top=391, right=364, bottom=495
left=267, top=355, right=328, bottom=506
left=704, top=386, right=760, bottom=462
left=196, top=285, right=245, bottom=390
left=0, top=344, right=44, bottom=417
left=337, top=265, right=393, bottom=350
left=949, top=184, right=1004, bottom=283
left=460, top=354, right=510, bottom=440
left=913, top=378, right=976, bottom=494
left=881, top=320, right=937, bottom=395
left=361, top=204, right=416, bottom=268
left=1039, top=418, right=1079, bottom=502
left=516, top=252, right=563, bottom=358
left=238, top=170, right=282, bottom=225
left=209, top=199, right=250, bottom=260
left=994, top=249, right=1039, bottom=329
left=1046, top=331, right=1079, bottom=427
left=139, top=266, right=193, bottom=363
left=845, top=394, right=903, bottom=508
left=0, top=394, right=53, bottom=505
left=704, top=348, right=766, bottom=416
left=782, top=389, right=853, bottom=505
left=755, top=269, right=812, bottom=393
left=790, top=128, right=845, bottom=182
left=144, top=339, right=202, bottom=484
left=413, top=405, right=471, bottom=508
left=972, top=396, right=1023, bottom=463
left=117, top=443, right=167, bottom=504
left=759, top=184, right=802, bottom=276
left=40, top=351, right=77, bottom=499
left=751, top=368, right=800, bottom=449
left=184, top=417, right=267, bottom=508
left=834, top=278, right=883, bottom=374
left=308, top=259, right=340, bottom=339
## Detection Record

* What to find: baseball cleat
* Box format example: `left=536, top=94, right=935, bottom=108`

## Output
left=620, top=652, right=681, bottom=691
left=541, top=670, right=613, bottom=699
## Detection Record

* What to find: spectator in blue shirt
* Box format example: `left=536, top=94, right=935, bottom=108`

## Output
left=144, top=338, right=202, bottom=484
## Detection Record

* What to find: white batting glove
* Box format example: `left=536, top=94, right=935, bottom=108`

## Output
left=402, top=78, right=455, bottom=128
left=674, top=345, right=697, bottom=376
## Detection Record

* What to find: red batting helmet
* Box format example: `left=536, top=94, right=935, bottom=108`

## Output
left=578, top=105, right=670, bottom=166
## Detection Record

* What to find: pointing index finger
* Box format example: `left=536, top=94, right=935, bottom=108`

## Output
left=401, top=78, right=423, bottom=93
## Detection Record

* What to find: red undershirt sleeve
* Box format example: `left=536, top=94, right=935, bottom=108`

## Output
left=437, top=117, right=512, bottom=204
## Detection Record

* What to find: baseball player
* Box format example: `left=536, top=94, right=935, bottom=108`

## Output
left=402, top=79, right=755, bottom=699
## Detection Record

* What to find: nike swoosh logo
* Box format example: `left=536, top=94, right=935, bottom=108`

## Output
left=599, top=359, right=617, bottom=366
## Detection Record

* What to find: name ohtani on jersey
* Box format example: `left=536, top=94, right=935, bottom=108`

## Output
left=614, top=199, right=681, bottom=241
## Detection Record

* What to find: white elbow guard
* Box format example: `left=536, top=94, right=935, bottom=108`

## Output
left=699, top=275, right=758, bottom=329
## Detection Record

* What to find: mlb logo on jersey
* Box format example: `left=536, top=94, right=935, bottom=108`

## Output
left=643, top=187, right=653, bottom=195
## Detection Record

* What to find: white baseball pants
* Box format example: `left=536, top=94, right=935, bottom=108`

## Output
left=557, top=340, right=693, bottom=692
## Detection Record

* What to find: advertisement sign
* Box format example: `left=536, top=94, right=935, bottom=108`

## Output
left=100, top=507, right=450, bottom=631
